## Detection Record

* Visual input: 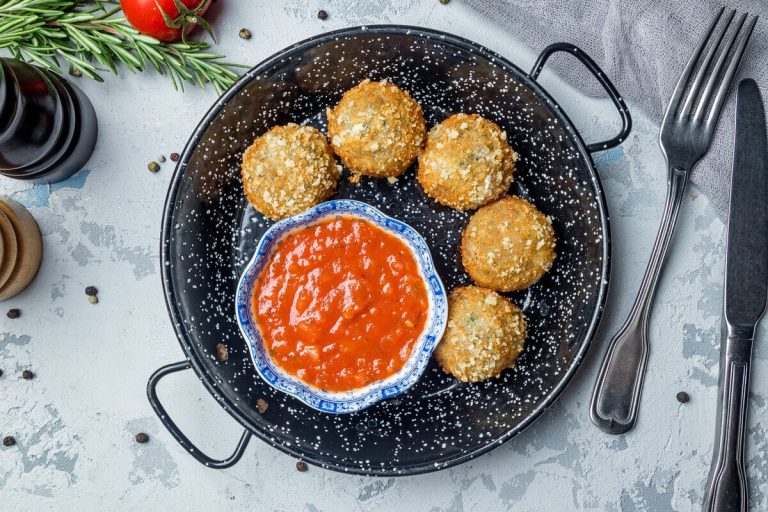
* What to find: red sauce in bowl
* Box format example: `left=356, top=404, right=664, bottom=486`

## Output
left=253, top=216, right=430, bottom=392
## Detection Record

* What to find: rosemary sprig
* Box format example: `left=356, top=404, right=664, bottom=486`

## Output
left=0, top=0, right=247, bottom=94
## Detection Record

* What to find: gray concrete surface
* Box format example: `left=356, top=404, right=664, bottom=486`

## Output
left=1, top=1, right=764, bottom=511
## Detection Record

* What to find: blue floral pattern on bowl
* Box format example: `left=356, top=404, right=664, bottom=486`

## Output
left=235, top=199, right=448, bottom=414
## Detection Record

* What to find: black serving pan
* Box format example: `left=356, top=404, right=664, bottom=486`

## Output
left=147, top=26, right=631, bottom=475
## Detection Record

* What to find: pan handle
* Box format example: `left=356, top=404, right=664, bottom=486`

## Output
left=146, top=360, right=252, bottom=469
left=530, top=43, right=632, bottom=153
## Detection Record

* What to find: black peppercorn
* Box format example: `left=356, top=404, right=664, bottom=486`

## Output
left=6, top=309, right=20, bottom=319
left=85, top=286, right=98, bottom=296
left=296, top=460, right=308, bottom=472
left=676, top=391, right=690, bottom=403
left=170, top=152, right=180, bottom=162
left=3, top=436, right=15, bottom=447
left=317, top=9, right=328, bottom=20
left=22, top=370, right=34, bottom=380
left=135, top=433, right=149, bottom=444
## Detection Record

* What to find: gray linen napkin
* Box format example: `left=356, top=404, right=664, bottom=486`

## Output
left=465, top=0, right=767, bottom=219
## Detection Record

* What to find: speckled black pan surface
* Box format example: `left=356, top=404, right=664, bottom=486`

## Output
left=161, top=26, right=613, bottom=475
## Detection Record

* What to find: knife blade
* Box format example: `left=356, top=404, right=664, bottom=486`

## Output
left=725, top=78, right=768, bottom=329
left=704, top=78, right=768, bottom=512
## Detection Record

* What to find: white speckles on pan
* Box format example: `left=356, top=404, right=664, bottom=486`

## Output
left=159, top=26, right=611, bottom=475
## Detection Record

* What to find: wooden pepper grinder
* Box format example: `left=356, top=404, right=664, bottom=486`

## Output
left=0, top=196, right=42, bottom=301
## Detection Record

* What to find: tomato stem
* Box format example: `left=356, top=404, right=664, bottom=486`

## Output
left=155, top=0, right=214, bottom=44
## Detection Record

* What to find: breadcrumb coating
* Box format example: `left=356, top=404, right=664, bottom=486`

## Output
left=435, top=286, right=527, bottom=383
left=462, top=196, right=556, bottom=292
left=327, top=80, right=426, bottom=178
left=417, top=113, right=517, bottom=211
left=241, top=124, right=341, bottom=220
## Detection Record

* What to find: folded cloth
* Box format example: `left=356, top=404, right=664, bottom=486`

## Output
left=465, top=0, right=767, bottom=219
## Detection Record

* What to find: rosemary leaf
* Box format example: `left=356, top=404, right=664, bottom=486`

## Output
left=0, top=0, right=245, bottom=92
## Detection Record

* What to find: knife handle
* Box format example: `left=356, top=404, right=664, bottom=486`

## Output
left=703, top=330, right=753, bottom=512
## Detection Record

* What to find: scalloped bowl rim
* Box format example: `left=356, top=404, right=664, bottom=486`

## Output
left=235, top=199, right=449, bottom=414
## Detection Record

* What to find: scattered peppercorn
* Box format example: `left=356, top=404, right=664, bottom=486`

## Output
left=135, top=432, right=149, bottom=444
left=676, top=391, right=690, bottom=404
left=256, top=398, right=268, bottom=414
left=170, top=152, right=180, bottom=162
left=158, top=155, right=166, bottom=163
left=296, top=460, right=308, bottom=472
left=147, top=161, right=160, bottom=173
left=439, top=0, right=450, bottom=4
left=3, top=436, right=15, bottom=447
left=70, top=68, right=82, bottom=77
left=6, top=308, right=20, bottom=319
left=88, top=295, right=98, bottom=305
left=239, top=28, right=252, bottom=39
left=216, top=343, right=229, bottom=362
left=317, top=9, right=328, bottom=20
left=85, top=286, right=98, bottom=296
left=22, top=370, right=34, bottom=380
left=0, top=369, right=3, bottom=378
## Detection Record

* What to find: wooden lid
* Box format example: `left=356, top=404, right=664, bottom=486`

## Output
left=0, top=196, right=42, bottom=301
left=0, top=206, right=17, bottom=290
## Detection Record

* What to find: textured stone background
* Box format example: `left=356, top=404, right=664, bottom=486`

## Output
left=1, top=1, right=765, bottom=511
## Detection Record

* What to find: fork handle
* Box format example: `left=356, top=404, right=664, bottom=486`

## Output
left=590, top=166, right=689, bottom=434
left=703, top=328, right=753, bottom=512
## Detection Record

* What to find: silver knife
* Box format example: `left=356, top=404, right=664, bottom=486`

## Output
left=703, top=78, right=768, bottom=512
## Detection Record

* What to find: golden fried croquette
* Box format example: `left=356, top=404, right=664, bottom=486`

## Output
left=327, top=80, right=426, bottom=178
left=462, top=196, right=556, bottom=292
left=435, top=286, right=527, bottom=383
left=417, top=113, right=517, bottom=211
left=241, top=124, right=341, bottom=220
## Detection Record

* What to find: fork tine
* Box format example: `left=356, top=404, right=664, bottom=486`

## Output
left=678, top=9, right=734, bottom=119
left=693, top=12, right=748, bottom=121
left=664, top=7, right=725, bottom=120
left=705, top=15, right=758, bottom=127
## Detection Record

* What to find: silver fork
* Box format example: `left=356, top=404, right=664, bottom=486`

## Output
left=589, top=8, right=758, bottom=435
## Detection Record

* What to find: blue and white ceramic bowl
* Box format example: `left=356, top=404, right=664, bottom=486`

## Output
left=235, top=199, right=448, bottom=414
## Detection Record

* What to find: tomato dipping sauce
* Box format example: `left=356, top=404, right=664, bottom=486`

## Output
left=253, top=216, right=430, bottom=392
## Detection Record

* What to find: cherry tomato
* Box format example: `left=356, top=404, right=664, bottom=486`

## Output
left=120, top=0, right=211, bottom=42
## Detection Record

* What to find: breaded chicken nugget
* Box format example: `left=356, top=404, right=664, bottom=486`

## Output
left=327, top=80, right=426, bottom=178
left=435, top=286, right=527, bottom=383
left=462, top=196, right=556, bottom=292
left=417, top=113, right=517, bottom=211
left=241, top=124, right=340, bottom=220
